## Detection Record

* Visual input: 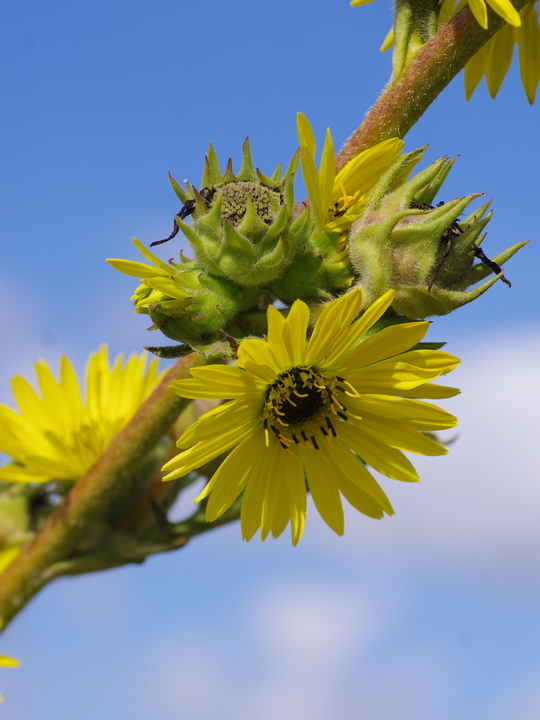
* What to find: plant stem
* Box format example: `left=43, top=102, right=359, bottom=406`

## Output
left=0, top=353, right=205, bottom=631
left=336, top=1, right=528, bottom=169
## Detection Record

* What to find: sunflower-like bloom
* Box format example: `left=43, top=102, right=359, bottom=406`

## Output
left=296, top=113, right=404, bottom=235
left=352, top=0, right=521, bottom=28
left=0, top=347, right=163, bottom=484
left=162, top=288, right=459, bottom=544
left=355, top=0, right=539, bottom=102
left=0, top=655, right=19, bottom=703
left=464, top=1, right=540, bottom=103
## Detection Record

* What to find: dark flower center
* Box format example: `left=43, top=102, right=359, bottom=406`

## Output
left=278, top=374, right=324, bottom=423
left=262, top=367, right=355, bottom=451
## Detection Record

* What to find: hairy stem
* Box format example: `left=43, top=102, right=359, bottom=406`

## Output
left=0, top=353, right=205, bottom=631
left=336, top=1, right=528, bottom=169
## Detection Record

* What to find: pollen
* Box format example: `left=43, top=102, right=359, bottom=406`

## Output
left=262, top=367, right=349, bottom=449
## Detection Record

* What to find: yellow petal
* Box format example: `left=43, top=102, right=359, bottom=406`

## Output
left=337, top=321, right=429, bottom=372
left=204, top=432, right=263, bottom=521
left=170, top=366, right=266, bottom=400
left=517, top=2, right=540, bottom=104
left=485, top=0, right=521, bottom=26
left=320, top=290, right=396, bottom=369
left=306, top=288, right=364, bottom=366
left=304, top=449, right=345, bottom=535
left=106, top=259, right=164, bottom=278
left=357, top=417, right=448, bottom=456
left=0, top=656, right=19, bottom=667
left=467, top=0, right=489, bottom=29
left=486, top=22, right=515, bottom=98
left=338, top=421, right=420, bottom=482
left=333, top=440, right=394, bottom=515
left=282, top=300, right=310, bottom=367
left=464, top=42, right=489, bottom=100
left=351, top=394, right=458, bottom=430
left=380, top=27, right=394, bottom=52
left=163, top=422, right=255, bottom=481
left=318, top=129, right=337, bottom=224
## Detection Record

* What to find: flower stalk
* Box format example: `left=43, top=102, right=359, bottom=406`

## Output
left=336, top=0, right=529, bottom=167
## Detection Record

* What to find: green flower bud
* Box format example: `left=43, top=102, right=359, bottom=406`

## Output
left=108, top=239, right=257, bottom=352
left=268, top=229, right=354, bottom=303
left=169, top=139, right=311, bottom=287
left=348, top=151, right=526, bottom=318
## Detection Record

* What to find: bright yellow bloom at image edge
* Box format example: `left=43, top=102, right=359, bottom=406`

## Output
left=0, top=347, right=164, bottom=484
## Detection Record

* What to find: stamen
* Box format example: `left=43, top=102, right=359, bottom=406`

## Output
left=292, top=433, right=300, bottom=444
left=337, top=411, right=348, bottom=421
left=301, top=431, right=309, bottom=442
left=320, top=426, right=328, bottom=437
left=326, top=418, right=337, bottom=437
left=311, top=436, right=319, bottom=450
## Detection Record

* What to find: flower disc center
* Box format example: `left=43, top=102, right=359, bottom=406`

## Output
left=219, top=182, right=281, bottom=226
left=278, top=372, right=324, bottom=423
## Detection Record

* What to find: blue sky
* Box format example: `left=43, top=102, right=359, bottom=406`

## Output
left=1, top=1, right=539, bottom=718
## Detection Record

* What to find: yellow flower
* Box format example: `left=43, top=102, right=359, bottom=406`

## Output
left=464, top=1, right=540, bottom=102
left=0, top=347, right=163, bottom=484
left=162, top=288, right=459, bottom=544
left=0, top=654, right=20, bottom=703
left=352, top=0, right=521, bottom=29
left=355, top=0, right=539, bottom=102
left=296, top=113, right=404, bottom=235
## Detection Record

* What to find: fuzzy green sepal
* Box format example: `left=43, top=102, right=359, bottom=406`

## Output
left=348, top=153, right=525, bottom=318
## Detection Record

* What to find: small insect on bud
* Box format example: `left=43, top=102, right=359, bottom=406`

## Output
left=348, top=151, right=526, bottom=318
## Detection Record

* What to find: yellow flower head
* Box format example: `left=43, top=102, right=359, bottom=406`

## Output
left=163, top=289, right=459, bottom=545
left=464, top=1, right=540, bottom=103
left=353, top=0, right=521, bottom=29
left=0, top=654, right=19, bottom=703
left=0, top=347, right=163, bottom=484
left=296, top=113, right=404, bottom=235
left=363, top=0, right=539, bottom=102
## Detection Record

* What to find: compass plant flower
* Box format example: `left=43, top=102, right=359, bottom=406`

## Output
left=355, top=0, right=539, bottom=102
left=0, top=655, right=19, bottom=703
left=0, top=347, right=163, bottom=484
left=296, top=113, right=405, bottom=235
left=438, top=0, right=521, bottom=30
left=351, top=0, right=521, bottom=29
left=162, top=288, right=459, bottom=544
left=464, top=1, right=540, bottom=103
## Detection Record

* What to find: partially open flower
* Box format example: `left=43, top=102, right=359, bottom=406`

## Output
left=108, top=239, right=248, bottom=351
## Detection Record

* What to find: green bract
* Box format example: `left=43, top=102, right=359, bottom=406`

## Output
left=171, top=139, right=311, bottom=287
left=348, top=150, right=526, bottom=318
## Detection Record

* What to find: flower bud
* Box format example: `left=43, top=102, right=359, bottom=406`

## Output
left=109, top=240, right=253, bottom=351
left=170, top=139, right=311, bottom=287
left=348, top=151, right=526, bottom=318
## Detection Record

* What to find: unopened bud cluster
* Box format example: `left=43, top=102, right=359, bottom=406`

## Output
left=109, top=137, right=525, bottom=355
left=348, top=150, right=526, bottom=318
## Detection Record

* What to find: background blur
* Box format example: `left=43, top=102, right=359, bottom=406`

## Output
left=1, top=1, right=539, bottom=718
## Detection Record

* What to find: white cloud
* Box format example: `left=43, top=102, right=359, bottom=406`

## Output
left=492, top=673, right=540, bottom=720
left=146, top=638, right=236, bottom=720
left=143, top=580, right=450, bottom=720
left=310, top=329, right=540, bottom=581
